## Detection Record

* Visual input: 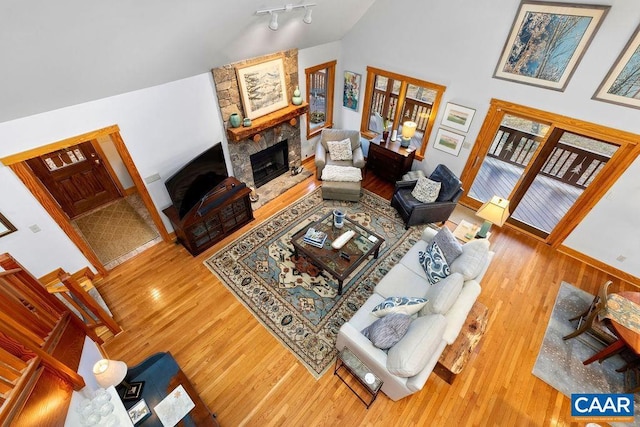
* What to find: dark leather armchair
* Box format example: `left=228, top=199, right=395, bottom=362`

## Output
left=391, top=164, right=463, bottom=229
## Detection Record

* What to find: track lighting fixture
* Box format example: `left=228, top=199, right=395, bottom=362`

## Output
left=269, top=12, right=279, bottom=31
left=303, top=7, right=312, bottom=24
left=256, top=3, right=316, bottom=30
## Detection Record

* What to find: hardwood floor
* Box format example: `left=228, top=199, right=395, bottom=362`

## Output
left=98, top=168, right=630, bottom=426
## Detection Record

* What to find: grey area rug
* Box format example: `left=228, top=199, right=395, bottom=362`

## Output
left=533, top=281, right=639, bottom=426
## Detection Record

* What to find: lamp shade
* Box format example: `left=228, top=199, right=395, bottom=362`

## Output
left=93, top=359, right=127, bottom=388
left=476, top=196, right=510, bottom=226
left=401, top=121, right=417, bottom=139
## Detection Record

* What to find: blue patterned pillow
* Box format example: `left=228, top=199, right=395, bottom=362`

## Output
left=371, top=296, right=428, bottom=318
left=419, top=241, right=451, bottom=285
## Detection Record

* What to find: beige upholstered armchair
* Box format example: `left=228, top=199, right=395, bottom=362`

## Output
left=315, top=129, right=365, bottom=180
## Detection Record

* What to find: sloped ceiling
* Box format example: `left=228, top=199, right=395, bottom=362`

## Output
left=0, top=0, right=376, bottom=124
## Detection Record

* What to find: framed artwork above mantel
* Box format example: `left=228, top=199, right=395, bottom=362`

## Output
left=236, top=55, right=289, bottom=119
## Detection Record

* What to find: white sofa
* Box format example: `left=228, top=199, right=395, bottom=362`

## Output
left=336, top=226, right=494, bottom=401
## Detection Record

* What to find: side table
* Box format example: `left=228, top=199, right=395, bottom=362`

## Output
left=450, top=219, right=490, bottom=243
left=334, top=347, right=383, bottom=408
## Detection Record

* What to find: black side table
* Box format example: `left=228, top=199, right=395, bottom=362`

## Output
left=334, top=347, right=383, bottom=408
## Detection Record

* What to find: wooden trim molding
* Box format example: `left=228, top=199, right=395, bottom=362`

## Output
left=559, top=245, right=640, bottom=287
left=0, top=125, right=120, bottom=166
left=109, top=132, right=171, bottom=242
left=8, top=162, right=109, bottom=276
left=4, top=125, right=171, bottom=275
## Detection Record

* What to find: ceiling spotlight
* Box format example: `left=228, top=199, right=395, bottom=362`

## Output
left=303, top=7, right=313, bottom=24
left=256, top=3, right=316, bottom=30
left=269, top=12, right=279, bottom=31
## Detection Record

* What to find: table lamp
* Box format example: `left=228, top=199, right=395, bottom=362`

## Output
left=401, top=121, right=417, bottom=148
left=93, top=358, right=144, bottom=400
left=93, top=359, right=127, bottom=389
left=475, top=196, right=510, bottom=238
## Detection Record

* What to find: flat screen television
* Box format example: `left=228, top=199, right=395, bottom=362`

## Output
left=165, top=143, right=229, bottom=219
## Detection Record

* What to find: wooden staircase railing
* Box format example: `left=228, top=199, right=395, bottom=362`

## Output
left=40, top=268, right=121, bottom=337
left=0, top=253, right=121, bottom=425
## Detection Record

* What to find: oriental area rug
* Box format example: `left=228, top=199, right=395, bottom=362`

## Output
left=204, top=188, right=422, bottom=378
left=532, top=281, right=640, bottom=426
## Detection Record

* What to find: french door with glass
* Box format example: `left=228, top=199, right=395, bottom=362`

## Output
left=460, top=100, right=637, bottom=246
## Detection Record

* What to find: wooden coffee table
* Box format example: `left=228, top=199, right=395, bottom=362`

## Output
left=291, top=211, right=384, bottom=295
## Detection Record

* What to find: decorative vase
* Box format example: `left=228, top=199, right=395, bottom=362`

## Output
left=243, top=117, right=252, bottom=127
left=229, top=113, right=241, bottom=128
left=292, top=86, right=303, bottom=106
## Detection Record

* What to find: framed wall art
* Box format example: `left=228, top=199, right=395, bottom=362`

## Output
left=343, top=71, right=361, bottom=111
left=236, top=55, right=289, bottom=119
left=434, top=128, right=465, bottom=156
left=494, top=2, right=609, bottom=91
left=593, top=24, right=640, bottom=109
left=441, top=103, right=476, bottom=133
left=0, top=212, right=16, bottom=238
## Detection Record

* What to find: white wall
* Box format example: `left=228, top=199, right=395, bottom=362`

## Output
left=298, top=41, right=343, bottom=159
left=339, top=0, right=640, bottom=278
left=0, top=73, right=225, bottom=276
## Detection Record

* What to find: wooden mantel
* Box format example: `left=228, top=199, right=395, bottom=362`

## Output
left=226, top=103, right=309, bottom=143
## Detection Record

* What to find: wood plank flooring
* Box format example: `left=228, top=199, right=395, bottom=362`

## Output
left=98, top=167, right=630, bottom=426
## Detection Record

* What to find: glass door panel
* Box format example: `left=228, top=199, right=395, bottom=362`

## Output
left=367, top=76, right=400, bottom=135
left=468, top=114, right=550, bottom=203
left=395, top=84, right=435, bottom=149
left=309, top=68, right=327, bottom=131
left=511, top=133, right=618, bottom=235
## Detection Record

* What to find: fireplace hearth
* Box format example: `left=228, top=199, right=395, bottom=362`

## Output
left=250, top=140, right=289, bottom=188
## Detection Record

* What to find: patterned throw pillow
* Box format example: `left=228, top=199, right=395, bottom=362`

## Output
left=371, top=296, right=428, bottom=318
left=327, top=138, right=353, bottom=161
left=411, top=177, right=441, bottom=203
left=361, top=313, right=413, bottom=349
left=418, top=241, right=451, bottom=285
left=433, top=227, right=463, bottom=264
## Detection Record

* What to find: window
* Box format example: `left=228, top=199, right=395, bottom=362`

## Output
left=305, top=60, right=336, bottom=138
left=360, top=67, right=446, bottom=160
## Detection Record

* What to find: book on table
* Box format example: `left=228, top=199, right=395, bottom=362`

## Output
left=303, top=227, right=327, bottom=248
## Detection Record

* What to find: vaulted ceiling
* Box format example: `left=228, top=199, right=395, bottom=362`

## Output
left=0, top=0, right=376, bottom=123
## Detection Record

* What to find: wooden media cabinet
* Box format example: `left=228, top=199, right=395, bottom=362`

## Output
left=163, top=177, right=253, bottom=256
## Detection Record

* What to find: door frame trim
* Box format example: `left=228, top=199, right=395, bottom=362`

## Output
left=1, top=125, right=170, bottom=276
left=460, top=99, right=639, bottom=248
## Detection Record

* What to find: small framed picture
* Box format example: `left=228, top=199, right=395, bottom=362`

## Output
left=128, top=399, right=151, bottom=425
left=123, top=381, right=145, bottom=401
left=434, top=128, right=465, bottom=157
left=343, top=71, right=362, bottom=112
left=440, top=103, right=476, bottom=133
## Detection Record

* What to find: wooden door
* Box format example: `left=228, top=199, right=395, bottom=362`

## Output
left=26, top=141, right=120, bottom=219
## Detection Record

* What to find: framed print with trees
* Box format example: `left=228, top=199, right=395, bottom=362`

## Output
left=494, top=2, right=609, bottom=91
left=593, top=24, right=640, bottom=109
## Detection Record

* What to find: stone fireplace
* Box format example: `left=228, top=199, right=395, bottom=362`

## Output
left=212, top=49, right=304, bottom=193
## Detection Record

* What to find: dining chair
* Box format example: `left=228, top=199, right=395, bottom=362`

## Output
left=563, top=280, right=618, bottom=349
